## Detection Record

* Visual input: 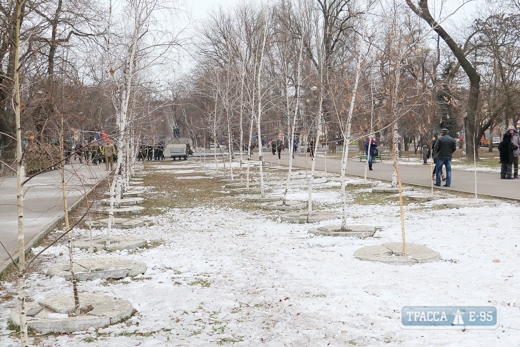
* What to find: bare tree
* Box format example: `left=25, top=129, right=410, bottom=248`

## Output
left=406, top=0, right=481, bottom=161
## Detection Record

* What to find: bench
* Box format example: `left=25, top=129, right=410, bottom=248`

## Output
left=359, top=152, right=383, bottom=162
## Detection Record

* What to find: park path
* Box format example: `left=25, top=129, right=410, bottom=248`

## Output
left=262, top=150, right=519, bottom=201
left=0, top=163, right=109, bottom=273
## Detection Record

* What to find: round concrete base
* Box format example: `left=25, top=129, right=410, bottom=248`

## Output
left=219, top=178, right=243, bottom=183
left=371, top=186, right=413, bottom=193
left=309, top=224, right=378, bottom=237
left=225, top=182, right=259, bottom=189
left=443, top=198, right=498, bottom=208
left=97, top=206, right=145, bottom=215
left=9, top=293, right=133, bottom=333
left=229, top=188, right=263, bottom=195
left=101, top=197, right=144, bottom=206
left=85, top=217, right=144, bottom=229
left=205, top=172, right=231, bottom=178
left=243, top=195, right=283, bottom=202
left=312, top=172, right=336, bottom=178
left=73, top=236, right=146, bottom=251
left=408, top=193, right=439, bottom=202
left=104, top=189, right=145, bottom=198
left=260, top=200, right=307, bottom=211
left=47, top=257, right=147, bottom=281
left=267, top=165, right=286, bottom=170
left=284, top=178, right=328, bottom=186
left=281, top=212, right=337, bottom=224
left=347, top=179, right=379, bottom=188
left=123, top=190, right=145, bottom=198
left=354, top=242, right=440, bottom=264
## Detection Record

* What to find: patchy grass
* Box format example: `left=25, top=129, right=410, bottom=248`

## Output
left=141, top=165, right=260, bottom=213
left=413, top=204, right=449, bottom=212
left=217, top=336, right=244, bottom=344
left=0, top=292, right=15, bottom=302
left=189, top=278, right=211, bottom=288
left=472, top=159, right=501, bottom=168
left=7, top=320, right=20, bottom=332
left=0, top=263, right=18, bottom=281
left=142, top=240, right=163, bottom=249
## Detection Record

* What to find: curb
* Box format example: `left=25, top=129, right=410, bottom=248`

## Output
left=0, top=174, right=108, bottom=276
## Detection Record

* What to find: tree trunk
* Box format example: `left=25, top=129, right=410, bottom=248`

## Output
left=14, top=0, right=29, bottom=343
left=0, top=2, right=25, bottom=170
left=256, top=9, right=268, bottom=199
left=406, top=0, right=481, bottom=162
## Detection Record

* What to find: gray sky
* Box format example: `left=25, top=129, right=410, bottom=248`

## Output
left=187, top=0, right=240, bottom=21
left=186, top=0, right=481, bottom=19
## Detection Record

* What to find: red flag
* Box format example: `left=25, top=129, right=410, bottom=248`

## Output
left=101, top=130, right=110, bottom=141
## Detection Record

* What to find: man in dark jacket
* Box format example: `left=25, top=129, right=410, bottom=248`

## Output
left=498, top=126, right=519, bottom=179
left=433, top=128, right=456, bottom=187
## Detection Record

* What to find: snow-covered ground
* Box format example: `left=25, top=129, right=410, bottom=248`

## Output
left=1, top=162, right=519, bottom=347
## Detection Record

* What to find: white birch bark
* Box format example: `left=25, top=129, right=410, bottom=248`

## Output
left=107, top=0, right=144, bottom=237
left=364, top=81, right=376, bottom=180
left=14, top=1, right=28, bottom=343
left=245, top=81, right=255, bottom=190
left=238, top=54, right=247, bottom=181
left=339, top=3, right=369, bottom=231
left=256, top=10, right=269, bottom=199
left=212, top=90, right=219, bottom=174
left=283, top=38, right=304, bottom=205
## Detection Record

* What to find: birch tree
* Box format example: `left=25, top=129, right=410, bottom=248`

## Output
left=105, top=0, right=181, bottom=234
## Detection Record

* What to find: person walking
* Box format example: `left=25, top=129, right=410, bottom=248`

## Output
left=275, top=137, right=283, bottom=160
left=309, top=139, right=315, bottom=157
left=433, top=128, right=456, bottom=187
left=104, top=140, right=115, bottom=171
left=498, top=126, right=518, bottom=179
left=507, top=126, right=519, bottom=178
left=364, top=136, right=377, bottom=171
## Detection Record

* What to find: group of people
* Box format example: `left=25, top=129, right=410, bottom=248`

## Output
left=270, top=138, right=300, bottom=159
left=72, top=141, right=116, bottom=171
left=24, top=138, right=117, bottom=174
left=138, top=144, right=165, bottom=161
left=266, top=125, right=519, bottom=185
left=429, top=125, right=520, bottom=185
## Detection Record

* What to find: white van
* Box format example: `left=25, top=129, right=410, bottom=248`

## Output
left=164, top=140, right=187, bottom=160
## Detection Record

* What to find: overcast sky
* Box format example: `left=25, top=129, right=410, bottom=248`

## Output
left=186, top=0, right=481, bottom=20
left=175, top=0, right=483, bottom=75
left=187, top=0, right=240, bottom=21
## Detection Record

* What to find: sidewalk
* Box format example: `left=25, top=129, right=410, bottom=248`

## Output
left=0, top=163, right=110, bottom=274
left=263, top=151, right=520, bottom=201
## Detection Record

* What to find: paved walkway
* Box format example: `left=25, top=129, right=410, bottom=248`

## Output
left=262, top=151, right=520, bottom=201
left=0, top=163, right=109, bottom=273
